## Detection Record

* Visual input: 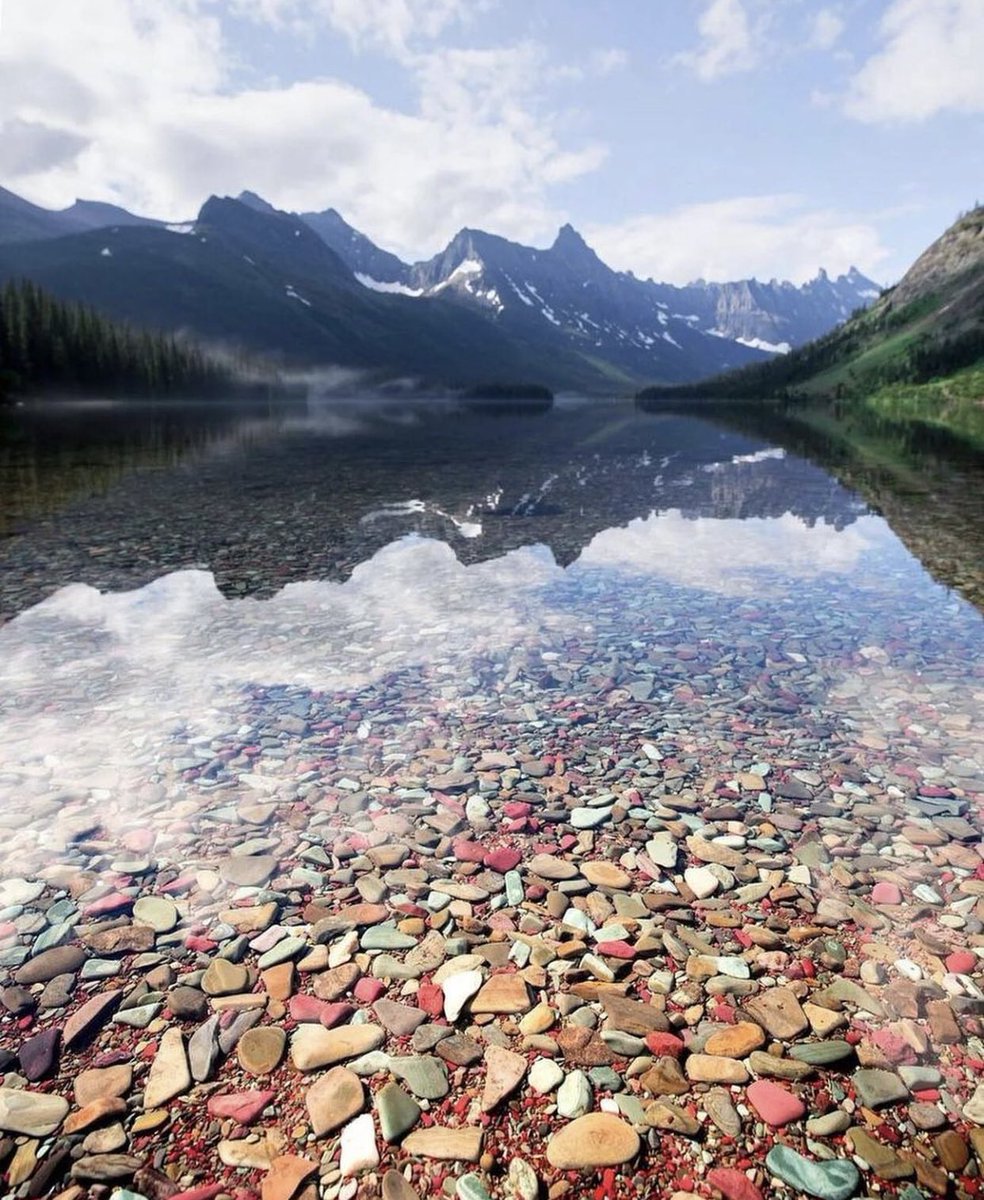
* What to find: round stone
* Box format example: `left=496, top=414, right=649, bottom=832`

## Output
left=237, top=1027, right=286, bottom=1075
left=133, top=896, right=179, bottom=933
left=545, top=1113, right=640, bottom=1170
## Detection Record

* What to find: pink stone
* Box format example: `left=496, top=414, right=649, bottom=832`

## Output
left=707, top=1167, right=764, bottom=1200
left=596, top=940, right=635, bottom=959
left=185, top=935, right=218, bottom=952
left=207, top=1090, right=276, bottom=1124
left=453, top=840, right=486, bottom=863
left=417, top=983, right=444, bottom=1017
left=745, top=1080, right=806, bottom=1127
left=353, top=978, right=385, bottom=1003
left=871, top=1028, right=917, bottom=1065
left=483, top=848, right=522, bottom=873
left=871, top=881, right=903, bottom=905
left=83, top=892, right=133, bottom=917
left=319, top=1002, right=355, bottom=1028
left=502, top=802, right=531, bottom=818
left=289, top=995, right=331, bottom=1023
left=947, top=951, right=977, bottom=975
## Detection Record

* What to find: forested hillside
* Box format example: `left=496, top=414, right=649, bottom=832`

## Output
left=0, top=279, right=232, bottom=400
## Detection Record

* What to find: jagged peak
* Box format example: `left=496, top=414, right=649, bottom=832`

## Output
left=236, top=190, right=279, bottom=215
left=551, top=222, right=595, bottom=257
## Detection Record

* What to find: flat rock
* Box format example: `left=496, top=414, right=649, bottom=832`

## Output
left=75, top=1064, right=133, bottom=1107
left=376, top=1081, right=421, bottom=1143
left=746, top=1080, right=806, bottom=1126
left=306, top=1066, right=364, bottom=1136
left=704, top=1022, right=765, bottom=1058
left=261, top=1154, right=317, bottom=1200
left=481, top=1044, right=527, bottom=1112
left=402, top=1126, right=483, bottom=1161
left=220, top=855, right=278, bottom=887
left=852, top=1068, right=908, bottom=1109
left=766, top=1145, right=860, bottom=1200
left=14, top=946, right=86, bottom=984
left=63, top=989, right=122, bottom=1049
left=546, top=1113, right=640, bottom=1170
left=292, top=1023, right=385, bottom=1070
left=470, top=973, right=530, bottom=1014
left=744, top=987, right=809, bottom=1040
left=144, top=1027, right=190, bottom=1108
left=0, top=1087, right=69, bottom=1135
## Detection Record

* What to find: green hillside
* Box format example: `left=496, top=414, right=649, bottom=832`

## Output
left=638, top=206, right=984, bottom=450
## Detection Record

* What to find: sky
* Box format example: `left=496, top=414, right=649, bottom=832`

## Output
left=0, top=0, right=981, bottom=285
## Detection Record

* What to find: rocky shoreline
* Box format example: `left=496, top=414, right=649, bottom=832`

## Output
left=2, top=667, right=984, bottom=1200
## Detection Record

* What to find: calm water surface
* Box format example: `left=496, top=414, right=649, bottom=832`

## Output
left=0, top=396, right=981, bottom=866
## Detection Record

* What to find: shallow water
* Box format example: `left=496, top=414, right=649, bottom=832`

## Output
left=0, top=395, right=981, bottom=868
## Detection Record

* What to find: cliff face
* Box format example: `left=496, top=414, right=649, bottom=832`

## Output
left=887, top=207, right=984, bottom=312
left=876, top=207, right=984, bottom=344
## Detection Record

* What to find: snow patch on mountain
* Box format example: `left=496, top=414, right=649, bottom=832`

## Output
left=355, top=273, right=424, bottom=297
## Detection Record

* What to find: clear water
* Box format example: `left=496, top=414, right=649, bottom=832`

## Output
left=0, top=396, right=981, bottom=874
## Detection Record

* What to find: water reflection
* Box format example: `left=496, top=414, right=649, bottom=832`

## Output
left=0, top=398, right=878, bottom=618
left=1, top=485, right=981, bottom=875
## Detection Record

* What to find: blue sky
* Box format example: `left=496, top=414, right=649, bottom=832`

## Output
left=1, top=0, right=981, bottom=284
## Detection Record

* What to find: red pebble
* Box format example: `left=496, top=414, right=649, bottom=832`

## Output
left=644, top=1031, right=685, bottom=1058
left=871, top=1028, right=916, bottom=1065
left=595, top=940, right=635, bottom=959
left=706, top=1167, right=763, bottom=1200
left=184, top=935, right=216, bottom=953
left=452, top=840, right=486, bottom=863
left=947, top=951, right=977, bottom=975
left=353, top=977, right=385, bottom=1003
left=207, top=1090, right=275, bottom=1124
left=870, top=881, right=903, bottom=905
left=319, top=1002, right=355, bottom=1028
left=502, top=802, right=531, bottom=818
left=483, top=847, right=522, bottom=873
left=417, top=982, right=444, bottom=1017
left=746, top=1080, right=806, bottom=1126
left=289, top=995, right=330, bottom=1023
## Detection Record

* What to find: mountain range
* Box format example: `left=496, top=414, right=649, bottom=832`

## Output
left=638, top=204, right=984, bottom=453
left=0, top=184, right=880, bottom=392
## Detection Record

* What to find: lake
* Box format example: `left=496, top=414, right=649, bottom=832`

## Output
left=0, top=395, right=983, bottom=1194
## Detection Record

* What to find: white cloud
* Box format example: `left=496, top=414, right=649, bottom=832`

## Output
left=810, top=8, right=845, bottom=50
left=0, top=0, right=601, bottom=256
left=587, top=194, right=889, bottom=285
left=677, top=0, right=757, bottom=81
left=844, top=0, right=984, bottom=121
left=230, top=0, right=480, bottom=58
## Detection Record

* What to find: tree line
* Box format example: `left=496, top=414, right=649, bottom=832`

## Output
left=0, top=279, right=237, bottom=401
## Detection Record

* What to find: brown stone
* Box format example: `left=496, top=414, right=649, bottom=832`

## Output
left=470, top=974, right=530, bottom=1014
left=703, top=1022, right=765, bottom=1058
left=75, top=1065, right=133, bottom=1108
left=238, top=1026, right=287, bottom=1075
left=401, top=1126, right=484, bottom=1161
left=261, top=1154, right=318, bottom=1200
left=546, top=1113, right=640, bottom=1169
left=601, top=994, right=668, bottom=1035
left=744, top=988, right=809, bottom=1040
left=306, top=1067, right=364, bottom=1137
